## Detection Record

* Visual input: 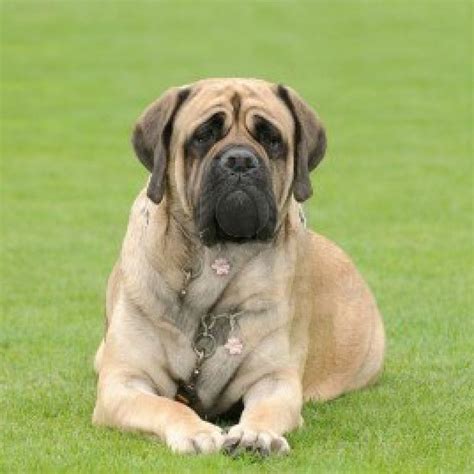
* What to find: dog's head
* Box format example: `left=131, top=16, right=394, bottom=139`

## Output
left=132, top=78, right=326, bottom=246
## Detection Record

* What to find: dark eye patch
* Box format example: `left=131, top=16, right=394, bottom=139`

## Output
left=187, top=112, right=226, bottom=157
left=253, top=116, right=286, bottom=159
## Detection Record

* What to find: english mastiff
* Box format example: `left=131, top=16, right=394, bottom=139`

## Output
left=93, top=78, right=385, bottom=455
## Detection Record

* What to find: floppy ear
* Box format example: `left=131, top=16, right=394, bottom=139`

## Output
left=132, top=87, right=191, bottom=204
left=277, top=85, right=327, bottom=202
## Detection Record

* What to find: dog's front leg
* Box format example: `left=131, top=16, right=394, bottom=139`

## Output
left=224, top=369, right=302, bottom=455
left=93, top=369, right=224, bottom=454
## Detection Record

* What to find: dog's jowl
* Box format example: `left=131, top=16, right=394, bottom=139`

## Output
left=92, top=78, right=385, bottom=455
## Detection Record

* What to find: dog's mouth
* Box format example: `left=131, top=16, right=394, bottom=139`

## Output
left=197, top=175, right=277, bottom=246
left=215, top=186, right=271, bottom=241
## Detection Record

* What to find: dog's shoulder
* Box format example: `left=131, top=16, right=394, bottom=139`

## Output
left=121, top=187, right=174, bottom=264
left=297, top=229, right=364, bottom=288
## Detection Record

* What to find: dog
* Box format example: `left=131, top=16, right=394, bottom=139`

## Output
left=92, top=78, right=385, bottom=455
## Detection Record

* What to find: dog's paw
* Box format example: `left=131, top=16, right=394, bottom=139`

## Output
left=165, top=420, right=224, bottom=454
left=223, top=424, right=290, bottom=456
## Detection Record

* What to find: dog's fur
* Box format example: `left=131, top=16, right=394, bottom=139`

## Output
left=93, top=78, right=385, bottom=454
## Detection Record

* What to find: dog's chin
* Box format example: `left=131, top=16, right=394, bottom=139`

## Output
left=216, top=189, right=268, bottom=240
left=198, top=185, right=277, bottom=246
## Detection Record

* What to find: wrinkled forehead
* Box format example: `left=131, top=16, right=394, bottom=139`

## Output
left=173, top=79, right=294, bottom=136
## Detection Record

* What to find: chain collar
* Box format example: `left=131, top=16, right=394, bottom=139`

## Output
left=192, top=311, right=242, bottom=360
left=179, top=244, right=228, bottom=297
left=175, top=309, right=244, bottom=414
left=180, top=257, right=203, bottom=297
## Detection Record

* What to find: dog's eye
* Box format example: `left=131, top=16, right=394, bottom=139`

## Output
left=255, top=119, right=283, bottom=155
left=263, top=133, right=282, bottom=151
left=193, top=127, right=215, bottom=145
left=191, top=113, right=224, bottom=149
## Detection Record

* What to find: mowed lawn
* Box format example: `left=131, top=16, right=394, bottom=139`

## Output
left=1, top=1, right=472, bottom=472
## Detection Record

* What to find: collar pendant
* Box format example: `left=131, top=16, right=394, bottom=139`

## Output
left=224, top=337, right=243, bottom=355
left=211, top=257, right=230, bottom=276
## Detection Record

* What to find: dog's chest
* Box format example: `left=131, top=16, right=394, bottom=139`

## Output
left=157, top=296, right=247, bottom=413
left=162, top=244, right=261, bottom=334
left=155, top=244, right=273, bottom=410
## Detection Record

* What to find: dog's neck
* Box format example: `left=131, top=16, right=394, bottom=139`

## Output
left=143, top=194, right=303, bottom=293
left=144, top=198, right=200, bottom=273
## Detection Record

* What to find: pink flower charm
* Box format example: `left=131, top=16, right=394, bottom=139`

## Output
left=211, top=258, right=230, bottom=276
left=224, top=337, right=243, bottom=355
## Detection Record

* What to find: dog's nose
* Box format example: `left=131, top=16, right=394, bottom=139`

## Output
left=219, top=146, right=259, bottom=173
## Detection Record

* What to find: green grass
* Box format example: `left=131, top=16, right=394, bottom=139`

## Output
left=1, top=1, right=472, bottom=472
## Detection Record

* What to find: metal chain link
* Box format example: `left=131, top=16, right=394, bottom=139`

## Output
left=191, top=310, right=243, bottom=360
